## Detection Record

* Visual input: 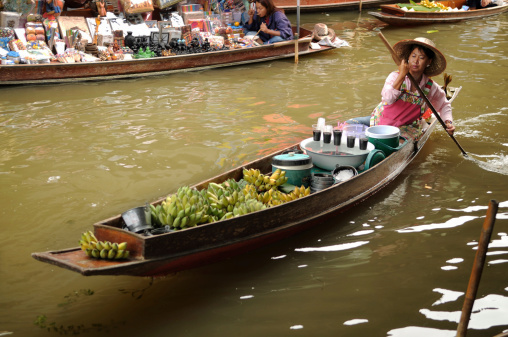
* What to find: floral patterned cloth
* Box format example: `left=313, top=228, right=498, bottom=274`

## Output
left=370, top=74, right=435, bottom=142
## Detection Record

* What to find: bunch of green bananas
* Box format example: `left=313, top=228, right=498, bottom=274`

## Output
left=232, top=198, right=267, bottom=216
left=206, top=180, right=251, bottom=221
left=79, top=231, right=130, bottom=260
left=150, top=185, right=210, bottom=230
left=242, top=168, right=288, bottom=192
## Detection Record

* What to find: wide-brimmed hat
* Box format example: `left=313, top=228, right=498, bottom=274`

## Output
left=312, top=23, right=336, bottom=41
left=393, top=37, right=446, bottom=77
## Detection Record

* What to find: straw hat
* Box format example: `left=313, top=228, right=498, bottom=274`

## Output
left=312, top=23, right=336, bottom=41
left=393, top=37, right=446, bottom=77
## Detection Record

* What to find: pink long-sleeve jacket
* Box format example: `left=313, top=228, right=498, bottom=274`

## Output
left=381, top=72, right=453, bottom=122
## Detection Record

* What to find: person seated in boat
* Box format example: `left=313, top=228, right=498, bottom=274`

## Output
left=244, top=0, right=294, bottom=45
left=467, top=0, right=499, bottom=9
left=43, top=0, right=61, bottom=18
left=347, top=37, right=455, bottom=140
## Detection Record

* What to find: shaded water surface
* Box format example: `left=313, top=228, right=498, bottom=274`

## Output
left=1, top=10, right=507, bottom=337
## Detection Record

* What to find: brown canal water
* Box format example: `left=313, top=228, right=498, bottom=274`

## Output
left=1, top=11, right=507, bottom=337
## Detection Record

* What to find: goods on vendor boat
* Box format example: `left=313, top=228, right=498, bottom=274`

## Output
left=273, top=0, right=395, bottom=12
left=31, top=87, right=461, bottom=277
left=0, top=0, right=336, bottom=85
left=0, top=25, right=333, bottom=85
left=369, top=0, right=508, bottom=26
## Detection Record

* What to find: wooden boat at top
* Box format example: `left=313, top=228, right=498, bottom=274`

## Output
left=369, top=2, right=508, bottom=26
left=274, top=0, right=396, bottom=12
left=31, top=84, right=461, bottom=277
left=0, top=27, right=332, bottom=86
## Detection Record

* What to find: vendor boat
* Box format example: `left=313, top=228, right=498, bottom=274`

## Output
left=369, top=2, right=508, bottom=26
left=0, top=27, right=332, bottom=86
left=31, top=87, right=461, bottom=277
left=273, top=0, right=396, bottom=12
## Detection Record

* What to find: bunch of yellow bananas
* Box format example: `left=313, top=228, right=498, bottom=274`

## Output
left=268, top=185, right=311, bottom=206
left=242, top=168, right=289, bottom=192
left=420, top=0, right=449, bottom=10
left=79, top=231, right=130, bottom=260
left=242, top=176, right=310, bottom=207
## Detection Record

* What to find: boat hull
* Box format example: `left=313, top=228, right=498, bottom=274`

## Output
left=274, top=0, right=395, bottom=11
left=369, top=3, right=508, bottom=26
left=32, top=119, right=438, bottom=277
left=0, top=28, right=331, bottom=85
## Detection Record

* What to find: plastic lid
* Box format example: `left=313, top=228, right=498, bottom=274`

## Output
left=364, top=149, right=386, bottom=170
left=272, top=153, right=312, bottom=166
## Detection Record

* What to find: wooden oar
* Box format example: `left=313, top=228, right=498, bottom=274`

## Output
left=377, top=32, right=468, bottom=157
left=251, top=29, right=262, bottom=46
left=456, top=199, right=498, bottom=337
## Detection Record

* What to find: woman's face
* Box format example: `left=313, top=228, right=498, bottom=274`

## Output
left=256, top=2, right=267, bottom=16
left=408, top=47, right=432, bottom=74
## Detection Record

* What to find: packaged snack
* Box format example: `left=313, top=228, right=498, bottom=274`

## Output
left=120, top=0, right=154, bottom=14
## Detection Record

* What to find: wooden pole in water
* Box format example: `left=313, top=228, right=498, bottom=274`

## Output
left=295, top=0, right=300, bottom=64
left=456, top=199, right=499, bottom=337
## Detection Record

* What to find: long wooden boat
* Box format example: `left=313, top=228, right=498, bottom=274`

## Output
left=274, top=0, right=396, bottom=12
left=32, top=87, right=462, bottom=277
left=369, top=3, right=508, bottom=26
left=0, top=27, right=331, bottom=86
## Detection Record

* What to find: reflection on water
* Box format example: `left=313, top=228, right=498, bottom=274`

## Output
left=397, top=216, right=478, bottom=233
left=295, top=241, right=369, bottom=252
left=421, top=294, right=508, bottom=329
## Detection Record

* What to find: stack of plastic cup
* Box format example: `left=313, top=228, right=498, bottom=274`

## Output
left=323, top=125, right=333, bottom=144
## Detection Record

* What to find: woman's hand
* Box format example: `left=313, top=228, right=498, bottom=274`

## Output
left=445, top=120, right=455, bottom=136
left=247, top=8, right=255, bottom=24
left=260, top=22, right=269, bottom=33
left=398, top=59, right=410, bottom=77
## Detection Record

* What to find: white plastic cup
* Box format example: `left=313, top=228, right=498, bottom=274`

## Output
left=317, top=118, right=326, bottom=129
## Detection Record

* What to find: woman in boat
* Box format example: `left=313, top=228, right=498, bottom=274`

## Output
left=348, top=37, right=455, bottom=139
left=43, top=0, right=61, bottom=18
left=244, top=0, right=294, bottom=44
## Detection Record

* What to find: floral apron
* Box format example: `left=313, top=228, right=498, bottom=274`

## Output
left=370, top=78, right=433, bottom=141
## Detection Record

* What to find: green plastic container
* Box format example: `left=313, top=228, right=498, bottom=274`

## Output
left=365, top=125, right=400, bottom=155
left=272, top=153, right=313, bottom=187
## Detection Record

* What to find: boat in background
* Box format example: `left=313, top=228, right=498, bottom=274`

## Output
left=369, top=2, right=508, bottom=26
left=0, top=27, right=333, bottom=86
left=274, top=0, right=396, bottom=12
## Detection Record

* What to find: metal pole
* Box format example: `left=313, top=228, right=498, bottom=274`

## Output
left=296, top=0, right=300, bottom=34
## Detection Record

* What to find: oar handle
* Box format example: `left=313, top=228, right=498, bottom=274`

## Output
left=377, top=32, right=468, bottom=157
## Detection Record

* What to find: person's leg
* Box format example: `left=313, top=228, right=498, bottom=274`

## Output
left=345, top=116, right=371, bottom=126
left=265, top=36, right=284, bottom=44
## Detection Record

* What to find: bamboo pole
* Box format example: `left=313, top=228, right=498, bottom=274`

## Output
left=456, top=200, right=499, bottom=337
left=295, top=0, right=300, bottom=64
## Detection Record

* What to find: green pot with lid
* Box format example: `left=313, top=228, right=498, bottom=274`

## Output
left=272, top=152, right=313, bottom=187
